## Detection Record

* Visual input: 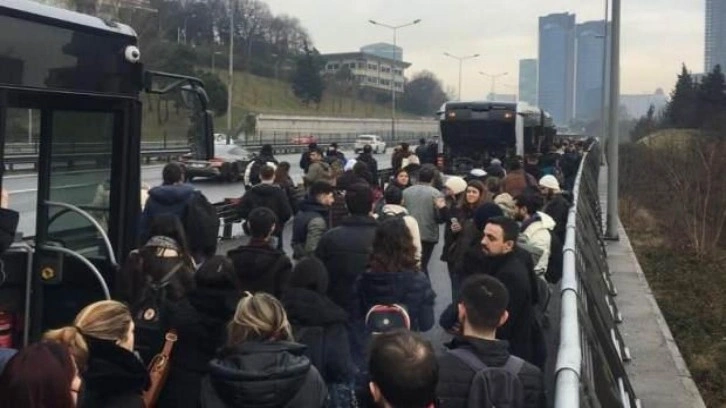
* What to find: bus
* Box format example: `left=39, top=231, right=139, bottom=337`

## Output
left=438, top=101, right=556, bottom=175
left=0, top=0, right=214, bottom=345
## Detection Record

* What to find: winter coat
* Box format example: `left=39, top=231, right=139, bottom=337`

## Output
left=436, top=336, right=546, bottom=408
left=275, top=177, right=299, bottom=214
left=315, top=215, right=378, bottom=315
left=441, top=206, right=477, bottom=266
left=453, top=250, right=536, bottom=364
left=502, top=169, right=538, bottom=198
left=543, top=194, right=570, bottom=244
left=304, top=161, right=332, bottom=185
left=356, top=153, right=379, bottom=185
left=328, top=191, right=349, bottom=229
left=520, top=212, right=556, bottom=276
left=237, top=183, right=292, bottom=233
left=299, top=151, right=312, bottom=172
left=378, top=204, right=422, bottom=263
left=281, top=288, right=355, bottom=384
left=139, top=183, right=196, bottom=241
left=79, top=337, right=149, bottom=408
left=402, top=184, right=444, bottom=243
left=336, top=171, right=370, bottom=192
left=227, top=239, right=292, bottom=298
left=199, top=341, right=328, bottom=408
left=291, top=199, right=329, bottom=259
left=157, top=286, right=238, bottom=408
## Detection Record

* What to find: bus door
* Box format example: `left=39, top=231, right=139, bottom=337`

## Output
left=0, top=90, right=140, bottom=342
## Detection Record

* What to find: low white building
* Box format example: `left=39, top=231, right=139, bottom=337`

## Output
left=321, top=50, right=411, bottom=94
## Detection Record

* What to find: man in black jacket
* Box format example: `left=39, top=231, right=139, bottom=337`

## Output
left=316, top=183, right=378, bottom=316
left=539, top=175, right=570, bottom=245
left=357, top=144, right=379, bottom=186
left=237, top=165, right=292, bottom=250
left=437, top=274, right=546, bottom=408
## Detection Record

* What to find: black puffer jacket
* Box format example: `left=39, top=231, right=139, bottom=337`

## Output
left=315, top=215, right=378, bottom=315
left=543, top=194, right=571, bottom=244
left=436, top=336, right=546, bottom=408
left=139, top=184, right=196, bottom=241
left=157, top=287, right=238, bottom=408
left=237, top=183, right=292, bottom=233
left=357, top=153, right=379, bottom=185
left=227, top=239, right=292, bottom=298
left=281, top=288, right=355, bottom=384
left=79, top=337, right=149, bottom=408
left=199, top=341, right=327, bottom=408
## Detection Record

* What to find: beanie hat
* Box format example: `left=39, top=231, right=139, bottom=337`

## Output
left=494, top=193, right=517, bottom=219
left=444, top=176, right=467, bottom=196
left=473, top=203, right=505, bottom=232
left=539, top=175, right=561, bottom=193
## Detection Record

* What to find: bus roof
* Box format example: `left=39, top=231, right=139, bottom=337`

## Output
left=1, top=0, right=137, bottom=38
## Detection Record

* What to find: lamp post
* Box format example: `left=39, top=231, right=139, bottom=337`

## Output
left=227, top=0, right=234, bottom=144
left=605, top=0, right=620, bottom=240
left=443, top=52, right=480, bottom=101
left=600, top=0, right=610, bottom=163
left=479, top=71, right=508, bottom=100
left=369, top=18, right=421, bottom=141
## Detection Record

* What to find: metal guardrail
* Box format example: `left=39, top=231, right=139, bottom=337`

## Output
left=555, top=141, right=640, bottom=408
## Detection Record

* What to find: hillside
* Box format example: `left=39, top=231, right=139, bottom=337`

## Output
left=213, top=70, right=416, bottom=129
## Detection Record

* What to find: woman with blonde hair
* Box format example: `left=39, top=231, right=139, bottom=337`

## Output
left=44, top=300, right=148, bottom=408
left=199, top=292, right=327, bottom=407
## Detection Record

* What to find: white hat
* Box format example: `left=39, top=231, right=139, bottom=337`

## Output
left=470, top=168, right=487, bottom=178
left=539, top=175, right=561, bottom=192
left=344, top=159, right=357, bottom=172
left=491, top=158, right=502, bottom=166
left=444, top=176, right=468, bottom=196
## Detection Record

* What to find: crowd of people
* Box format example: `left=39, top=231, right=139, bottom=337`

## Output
left=0, top=138, right=585, bottom=408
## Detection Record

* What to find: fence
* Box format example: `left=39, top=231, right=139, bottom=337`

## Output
left=554, top=141, right=641, bottom=407
left=244, top=130, right=439, bottom=147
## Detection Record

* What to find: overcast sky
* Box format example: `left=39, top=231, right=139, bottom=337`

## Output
left=263, top=0, right=703, bottom=101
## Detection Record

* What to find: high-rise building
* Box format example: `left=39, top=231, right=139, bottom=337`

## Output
left=575, top=20, right=607, bottom=122
left=706, top=0, right=726, bottom=72
left=518, top=59, right=537, bottom=105
left=361, top=43, right=403, bottom=61
left=538, top=13, right=576, bottom=126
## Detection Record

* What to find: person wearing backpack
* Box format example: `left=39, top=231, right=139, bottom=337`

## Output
left=437, top=275, right=545, bottom=408
left=246, top=144, right=279, bottom=188
left=227, top=207, right=292, bottom=299
left=281, top=257, right=356, bottom=408
left=377, top=185, right=421, bottom=265
left=291, top=181, right=335, bottom=259
left=237, top=165, right=292, bottom=250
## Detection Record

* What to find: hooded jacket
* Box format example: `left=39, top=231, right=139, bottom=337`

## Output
left=520, top=212, right=556, bottom=275
left=237, top=183, right=292, bottom=233
left=379, top=204, right=422, bottom=263
left=281, top=288, right=355, bottom=384
left=315, top=215, right=378, bottom=315
left=437, top=336, right=545, bottom=408
left=199, top=341, right=327, bottom=408
left=292, top=199, right=330, bottom=259
left=139, top=183, right=196, bottom=241
left=227, top=239, right=292, bottom=298
left=79, top=337, right=149, bottom=408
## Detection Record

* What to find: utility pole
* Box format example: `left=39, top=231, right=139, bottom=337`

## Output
left=444, top=52, right=480, bottom=100
left=600, top=0, right=610, bottom=163
left=227, top=0, right=234, bottom=144
left=605, top=0, right=620, bottom=240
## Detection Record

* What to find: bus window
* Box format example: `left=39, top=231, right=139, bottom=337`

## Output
left=3, top=108, right=40, bottom=238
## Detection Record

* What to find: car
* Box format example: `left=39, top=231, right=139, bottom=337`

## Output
left=290, top=135, right=318, bottom=145
left=183, top=144, right=254, bottom=182
left=354, top=134, right=386, bottom=154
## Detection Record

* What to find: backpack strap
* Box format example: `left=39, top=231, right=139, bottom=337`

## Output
left=448, top=347, right=488, bottom=372
left=149, top=262, right=185, bottom=291
left=501, top=355, right=525, bottom=376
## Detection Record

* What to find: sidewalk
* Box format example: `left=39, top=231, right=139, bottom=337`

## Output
left=599, top=167, right=706, bottom=408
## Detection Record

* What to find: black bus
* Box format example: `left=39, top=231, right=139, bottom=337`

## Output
left=438, top=101, right=556, bottom=174
left=0, top=0, right=214, bottom=344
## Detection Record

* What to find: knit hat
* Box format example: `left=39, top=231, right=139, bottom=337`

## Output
left=444, top=176, right=467, bottom=196
left=494, top=193, right=517, bottom=219
left=473, top=203, right=505, bottom=231
left=539, top=175, right=561, bottom=193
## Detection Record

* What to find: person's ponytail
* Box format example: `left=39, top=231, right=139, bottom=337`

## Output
left=44, top=325, right=89, bottom=371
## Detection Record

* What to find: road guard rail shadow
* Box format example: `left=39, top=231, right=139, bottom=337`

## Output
left=554, top=141, right=641, bottom=408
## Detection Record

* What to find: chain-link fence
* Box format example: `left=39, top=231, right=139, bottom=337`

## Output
left=555, top=141, right=641, bottom=408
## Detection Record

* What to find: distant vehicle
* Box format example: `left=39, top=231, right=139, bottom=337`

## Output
left=354, top=134, right=387, bottom=154
left=438, top=101, right=556, bottom=175
left=214, top=133, right=228, bottom=143
left=290, top=135, right=318, bottom=145
left=183, top=144, right=254, bottom=182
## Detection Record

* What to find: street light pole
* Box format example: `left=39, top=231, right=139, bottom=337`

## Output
left=369, top=19, right=421, bottom=141
left=605, top=0, right=620, bottom=240
left=443, top=52, right=480, bottom=100
left=479, top=72, right=508, bottom=100
left=227, top=0, right=234, bottom=144
left=600, top=0, right=610, bottom=162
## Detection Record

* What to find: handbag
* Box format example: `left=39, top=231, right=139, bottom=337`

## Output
left=142, top=330, right=178, bottom=408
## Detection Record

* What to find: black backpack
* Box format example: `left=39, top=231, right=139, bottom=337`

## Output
left=132, top=262, right=184, bottom=364
left=448, top=348, right=525, bottom=408
left=183, top=192, right=219, bottom=256
left=248, top=158, right=266, bottom=186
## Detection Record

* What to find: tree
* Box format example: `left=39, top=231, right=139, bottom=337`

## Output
left=630, top=104, right=658, bottom=142
left=664, top=64, right=699, bottom=128
left=400, top=71, right=448, bottom=116
left=698, top=64, right=726, bottom=133
left=197, top=72, right=229, bottom=115
left=291, top=43, right=324, bottom=106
